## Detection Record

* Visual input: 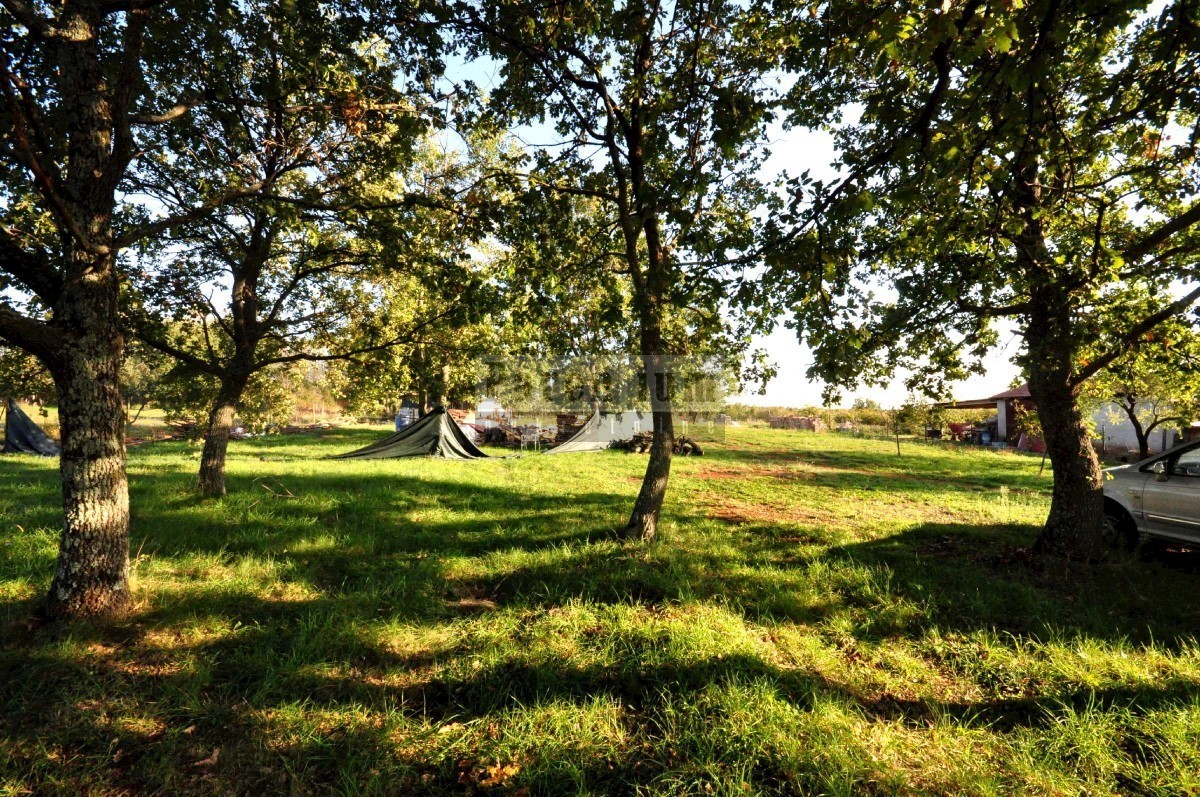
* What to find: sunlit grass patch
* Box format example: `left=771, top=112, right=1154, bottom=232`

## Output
left=3, top=426, right=1200, bottom=794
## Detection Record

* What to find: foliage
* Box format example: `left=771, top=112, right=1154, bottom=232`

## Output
left=319, top=134, right=515, bottom=418
left=769, top=0, right=1200, bottom=556
left=154, top=360, right=304, bottom=434
left=128, top=7, right=452, bottom=384
left=773, top=0, right=1200, bottom=397
left=1013, top=402, right=1044, bottom=441
left=1084, top=310, right=1200, bottom=455
left=0, top=345, right=55, bottom=406
left=120, top=341, right=175, bottom=423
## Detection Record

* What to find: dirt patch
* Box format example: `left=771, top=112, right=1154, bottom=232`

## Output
left=705, top=496, right=839, bottom=526
left=688, top=465, right=816, bottom=482
left=445, top=597, right=499, bottom=614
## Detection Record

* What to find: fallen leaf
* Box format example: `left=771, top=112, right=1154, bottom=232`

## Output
left=193, top=748, right=219, bottom=768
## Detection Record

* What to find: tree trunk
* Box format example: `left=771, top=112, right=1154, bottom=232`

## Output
left=434, top=362, right=451, bottom=409
left=1029, top=359, right=1105, bottom=561
left=1122, top=404, right=1151, bottom=461
left=46, top=267, right=131, bottom=619
left=624, top=349, right=673, bottom=541
left=198, top=398, right=238, bottom=497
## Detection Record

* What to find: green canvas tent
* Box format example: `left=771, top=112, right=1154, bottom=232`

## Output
left=3, top=399, right=60, bottom=456
left=336, top=407, right=488, bottom=460
left=544, top=410, right=650, bottom=454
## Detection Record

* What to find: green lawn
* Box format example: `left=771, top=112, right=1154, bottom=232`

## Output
left=3, top=428, right=1200, bottom=795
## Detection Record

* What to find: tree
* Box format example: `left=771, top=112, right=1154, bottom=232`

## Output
left=0, top=0, right=260, bottom=617
left=0, top=0, right=439, bottom=616
left=1086, top=313, right=1200, bottom=460
left=497, top=190, right=636, bottom=414
left=126, top=4, right=453, bottom=496
left=772, top=0, right=1200, bottom=560
left=120, top=340, right=173, bottom=426
left=0, top=345, right=56, bottom=407
left=461, top=0, right=777, bottom=540
left=322, top=139, right=509, bottom=420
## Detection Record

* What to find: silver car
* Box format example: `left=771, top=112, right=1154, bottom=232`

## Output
left=1103, top=439, right=1200, bottom=548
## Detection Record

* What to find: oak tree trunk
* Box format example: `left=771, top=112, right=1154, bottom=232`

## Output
left=46, top=262, right=131, bottom=619
left=198, top=380, right=246, bottom=496
left=1029, top=357, right=1105, bottom=561
left=624, top=348, right=673, bottom=542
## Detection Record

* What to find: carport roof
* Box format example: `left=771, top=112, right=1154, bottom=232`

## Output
left=937, top=383, right=1033, bottom=410
left=987, top=385, right=1032, bottom=400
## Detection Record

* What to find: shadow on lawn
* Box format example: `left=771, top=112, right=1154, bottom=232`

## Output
left=5, top=444, right=1200, bottom=648
left=6, top=440, right=1200, bottom=793
left=7, top=583, right=1200, bottom=795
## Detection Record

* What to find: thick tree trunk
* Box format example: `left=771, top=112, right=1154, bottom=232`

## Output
left=46, top=266, right=131, bottom=619
left=1029, top=354, right=1105, bottom=561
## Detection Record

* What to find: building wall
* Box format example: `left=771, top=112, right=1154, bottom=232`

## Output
left=1092, top=401, right=1181, bottom=455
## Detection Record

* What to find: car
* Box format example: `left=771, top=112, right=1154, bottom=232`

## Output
left=1102, top=438, right=1200, bottom=549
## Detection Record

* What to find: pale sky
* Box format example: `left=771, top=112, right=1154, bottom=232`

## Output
left=733, top=121, right=1023, bottom=408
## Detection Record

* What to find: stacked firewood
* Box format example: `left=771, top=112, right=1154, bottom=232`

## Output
left=555, top=413, right=587, bottom=444
left=482, top=424, right=556, bottom=448
left=612, top=432, right=704, bottom=456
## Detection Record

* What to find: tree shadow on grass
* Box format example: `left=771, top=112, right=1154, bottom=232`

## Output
left=826, top=520, right=1200, bottom=647
left=6, top=438, right=1200, bottom=793
left=7, top=580, right=1200, bottom=795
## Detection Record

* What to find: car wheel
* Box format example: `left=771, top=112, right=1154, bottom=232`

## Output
left=1102, top=505, right=1139, bottom=552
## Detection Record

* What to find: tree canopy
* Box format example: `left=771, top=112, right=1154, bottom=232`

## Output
left=769, top=0, right=1200, bottom=559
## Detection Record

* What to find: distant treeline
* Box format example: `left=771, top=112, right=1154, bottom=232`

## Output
left=723, top=403, right=992, bottom=435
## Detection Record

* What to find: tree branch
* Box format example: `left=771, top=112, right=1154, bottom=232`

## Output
left=116, top=182, right=265, bottom=247
left=1077, top=283, right=1200, bottom=382
left=0, top=303, right=61, bottom=366
left=1123, top=200, right=1200, bottom=262
left=0, top=225, right=62, bottom=303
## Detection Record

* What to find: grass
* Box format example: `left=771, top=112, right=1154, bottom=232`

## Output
left=11, top=405, right=172, bottom=443
left=3, top=427, right=1200, bottom=795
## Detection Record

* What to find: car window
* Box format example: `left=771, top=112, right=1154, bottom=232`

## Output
left=1173, top=448, right=1200, bottom=478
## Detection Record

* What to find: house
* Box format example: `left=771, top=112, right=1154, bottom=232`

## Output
left=938, top=385, right=1033, bottom=444
left=940, top=384, right=1183, bottom=455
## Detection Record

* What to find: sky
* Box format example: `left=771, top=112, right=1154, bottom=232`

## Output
left=735, top=322, right=1024, bottom=408
left=732, top=121, right=1023, bottom=408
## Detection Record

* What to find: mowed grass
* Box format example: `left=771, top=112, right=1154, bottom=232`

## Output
left=3, top=428, right=1200, bottom=796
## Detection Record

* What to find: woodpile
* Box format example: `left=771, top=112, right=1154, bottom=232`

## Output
left=769, top=415, right=825, bottom=431
left=555, top=413, right=588, bottom=444
left=612, top=432, right=704, bottom=456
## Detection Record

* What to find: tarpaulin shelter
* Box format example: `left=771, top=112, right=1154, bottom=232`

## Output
left=3, top=399, right=60, bottom=456
left=544, top=410, right=649, bottom=454
left=335, top=407, right=488, bottom=460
